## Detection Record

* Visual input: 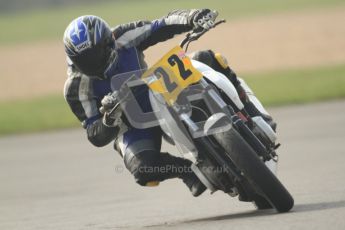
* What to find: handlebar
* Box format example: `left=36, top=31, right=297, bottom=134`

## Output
left=180, top=19, right=226, bottom=51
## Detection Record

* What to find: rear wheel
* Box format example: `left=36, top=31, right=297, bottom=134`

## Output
left=213, top=128, right=294, bottom=213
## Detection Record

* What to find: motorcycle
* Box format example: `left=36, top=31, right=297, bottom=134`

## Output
left=110, top=20, right=294, bottom=213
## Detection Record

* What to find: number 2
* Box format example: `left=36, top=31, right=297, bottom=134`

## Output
left=168, top=54, right=192, bottom=80
left=154, top=67, right=177, bottom=93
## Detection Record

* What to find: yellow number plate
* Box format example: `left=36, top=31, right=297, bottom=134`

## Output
left=142, top=46, right=203, bottom=105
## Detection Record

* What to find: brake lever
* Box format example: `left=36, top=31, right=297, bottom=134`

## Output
left=213, top=19, right=226, bottom=27
left=180, top=19, right=226, bottom=51
left=191, top=19, right=226, bottom=39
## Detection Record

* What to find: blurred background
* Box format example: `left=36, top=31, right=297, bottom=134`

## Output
left=1, top=1, right=345, bottom=229
left=0, top=0, right=344, bottom=135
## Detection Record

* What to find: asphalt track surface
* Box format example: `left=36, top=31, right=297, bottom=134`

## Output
left=1, top=100, right=345, bottom=230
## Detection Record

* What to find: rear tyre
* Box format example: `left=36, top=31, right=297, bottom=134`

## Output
left=213, top=128, right=294, bottom=213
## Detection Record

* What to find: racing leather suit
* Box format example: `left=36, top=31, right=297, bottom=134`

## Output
left=64, top=10, right=208, bottom=188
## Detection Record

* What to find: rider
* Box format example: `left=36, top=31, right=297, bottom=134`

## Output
left=63, top=9, right=275, bottom=197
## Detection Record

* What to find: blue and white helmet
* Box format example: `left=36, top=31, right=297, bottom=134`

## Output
left=63, top=15, right=118, bottom=78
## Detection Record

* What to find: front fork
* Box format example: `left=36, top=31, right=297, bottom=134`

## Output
left=178, top=78, right=277, bottom=193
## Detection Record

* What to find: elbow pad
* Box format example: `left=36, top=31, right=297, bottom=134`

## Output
left=86, top=119, right=118, bottom=147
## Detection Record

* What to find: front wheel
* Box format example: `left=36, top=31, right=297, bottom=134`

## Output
left=213, top=128, right=294, bottom=213
left=253, top=194, right=273, bottom=210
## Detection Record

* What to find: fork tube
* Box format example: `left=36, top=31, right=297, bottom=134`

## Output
left=180, top=113, right=199, bottom=132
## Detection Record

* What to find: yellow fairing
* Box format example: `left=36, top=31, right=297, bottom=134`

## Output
left=214, top=53, right=229, bottom=69
left=142, top=46, right=203, bottom=106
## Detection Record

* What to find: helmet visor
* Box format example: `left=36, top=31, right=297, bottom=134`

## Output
left=71, top=38, right=117, bottom=78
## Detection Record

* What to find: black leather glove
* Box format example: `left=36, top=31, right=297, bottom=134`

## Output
left=100, top=91, right=122, bottom=127
left=192, top=9, right=218, bottom=31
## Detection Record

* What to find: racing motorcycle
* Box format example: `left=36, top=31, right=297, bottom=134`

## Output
left=110, top=20, right=294, bottom=213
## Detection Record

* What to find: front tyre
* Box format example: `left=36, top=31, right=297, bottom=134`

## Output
left=213, top=128, right=294, bottom=213
left=253, top=194, right=273, bottom=210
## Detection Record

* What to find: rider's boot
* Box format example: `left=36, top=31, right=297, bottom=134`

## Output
left=181, top=172, right=208, bottom=197
left=158, top=152, right=207, bottom=197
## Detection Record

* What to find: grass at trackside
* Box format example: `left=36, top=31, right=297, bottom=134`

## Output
left=244, top=64, right=345, bottom=106
left=0, top=96, right=80, bottom=136
left=0, top=0, right=345, bottom=45
left=0, top=64, right=344, bottom=135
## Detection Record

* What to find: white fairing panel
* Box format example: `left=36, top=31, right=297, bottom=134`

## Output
left=238, top=78, right=270, bottom=116
left=191, top=60, right=244, bottom=110
left=265, top=159, right=278, bottom=175
left=149, top=91, right=198, bottom=156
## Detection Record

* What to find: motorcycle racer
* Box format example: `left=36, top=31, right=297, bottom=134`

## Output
left=63, top=9, right=274, bottom=197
